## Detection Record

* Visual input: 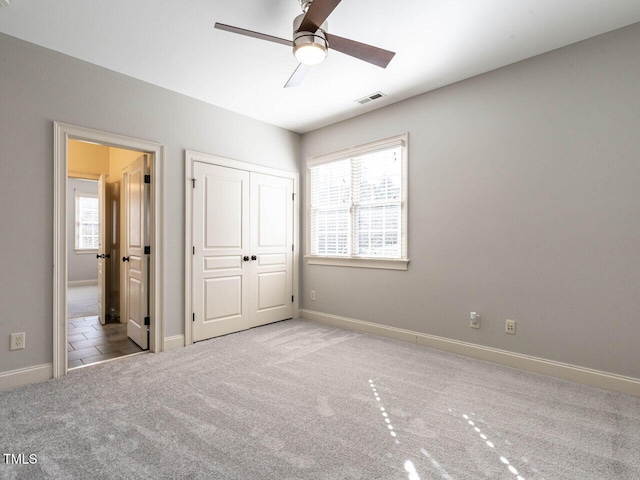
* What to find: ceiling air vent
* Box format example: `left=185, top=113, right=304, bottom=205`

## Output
left=355, top=91, right=387, bottom=105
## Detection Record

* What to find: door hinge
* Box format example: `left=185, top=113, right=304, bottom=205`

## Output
left=144, top=316, right=150, bottom=326
left=292, top=295, right=294, bottom=303
left=292, top=244, right=294, bottom=252
left=144, top=175, right=151, bottom=184
left=292, top=193, right=295, bottom=201
left=144, top=246, right=151, bottom=255
left=192, top=178, right=196, bottom=188
left=192, top=313, right=195, bottom=322
left=193, top=246, right=195, bottom=255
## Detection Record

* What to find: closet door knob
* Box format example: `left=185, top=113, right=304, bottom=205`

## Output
left=122, top=256, right=130, bottom=262
left=243, top=256, right=250, bottom=262
left=104, top=253, right=111, bottom=259
left=251, top=255, right=257, bottom=261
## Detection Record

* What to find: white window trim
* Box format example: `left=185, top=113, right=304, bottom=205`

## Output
left=305, top=133, right=409, bottom=270
left=74, top=190, right=98, bottom=253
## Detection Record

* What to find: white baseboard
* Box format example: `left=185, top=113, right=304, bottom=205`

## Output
left=300, top=309, right=640, bottom=397
left=164, top=335, right=185, bottom=351
left=0, top=364, right=53, bottom=391
left=68, top=279, right=98, bottom=287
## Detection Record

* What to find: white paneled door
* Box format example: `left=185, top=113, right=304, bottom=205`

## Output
left=192, top=163, right=251, bottom=340
left=122, top=155, right=148, bottom=349
left=192, top=162, right=293, bottom=342
left=250, top=172, right=294, bottom=327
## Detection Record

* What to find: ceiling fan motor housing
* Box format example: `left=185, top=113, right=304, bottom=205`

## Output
left=299, top=0, right=313, bottom=12
left=293, top=13, right=328, bottom=65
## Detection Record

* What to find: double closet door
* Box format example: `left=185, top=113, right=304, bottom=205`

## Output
left=192, top=162, right=294, bottom=342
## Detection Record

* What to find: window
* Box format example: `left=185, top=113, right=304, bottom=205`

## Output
left=75, top=191, right=99, bottom=252
left=306, top=134, right=408, bottom=270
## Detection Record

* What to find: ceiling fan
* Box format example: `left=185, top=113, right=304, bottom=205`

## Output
left=214, top=0, right=396, bottom=88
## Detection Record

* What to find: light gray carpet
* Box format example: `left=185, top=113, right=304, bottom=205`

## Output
left=1, top=319, right=639, bottom=479
left=67, top=285, right=99, bottom=319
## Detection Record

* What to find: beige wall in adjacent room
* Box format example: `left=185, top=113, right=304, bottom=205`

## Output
left=108, top=147, right=141, bottom=183
left=68, top=140, right=110, bottom=179
left=68, top=141, right=139, bottom=184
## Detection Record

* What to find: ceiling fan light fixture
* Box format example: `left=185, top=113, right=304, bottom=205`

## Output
left=292, top=12, right=328, bottom=66
left=293, top=34, right=328, bottom=65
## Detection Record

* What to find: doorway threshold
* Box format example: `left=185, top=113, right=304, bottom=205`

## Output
left=68, top=350, right=148, bottom=371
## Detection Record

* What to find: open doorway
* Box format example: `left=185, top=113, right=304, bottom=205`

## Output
left=66, top=141, right=147, bottom=368
left=53, top=122, right=164, bottom=379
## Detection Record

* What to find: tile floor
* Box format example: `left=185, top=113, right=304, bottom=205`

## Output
left=67, top=315, right=145, bottom=368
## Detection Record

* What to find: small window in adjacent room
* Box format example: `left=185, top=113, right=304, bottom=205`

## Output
left=306, top=133, right=408, bottom=270
left=75, top=191, right=99, bottom=252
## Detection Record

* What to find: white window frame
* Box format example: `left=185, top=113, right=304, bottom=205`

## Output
left=305, top=133, right=409, bottom=270
left=74, top=190, right=99, bottom=253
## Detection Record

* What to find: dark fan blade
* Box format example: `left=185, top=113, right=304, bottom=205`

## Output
left=284, top=63, right=312, bottom=88
left=325, top=33, right=395, bottom=68
left=297, top=0, right=342, bottom=32
left=214, top=23, right=291, bottom=47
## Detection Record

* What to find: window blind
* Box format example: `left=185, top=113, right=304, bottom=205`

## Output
left=309, top=143, right=403, bottom=259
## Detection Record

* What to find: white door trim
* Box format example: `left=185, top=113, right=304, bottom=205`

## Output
left=53, top=122, right=165, bottom=379
left=184, top=150, right=300, bottom=346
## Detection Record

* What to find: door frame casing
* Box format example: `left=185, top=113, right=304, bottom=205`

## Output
left=53, top=122, right=164, bottom=378
left=184, top=150, right=300, bottom=345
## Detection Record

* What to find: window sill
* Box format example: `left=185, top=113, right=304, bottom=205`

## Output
left=305, top=255, right=409, bottom=271
left=74, top=249, right=98, bottom=255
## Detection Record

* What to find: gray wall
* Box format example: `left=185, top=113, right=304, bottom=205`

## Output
left=300, top=23, right=640, bottom=379
left=67, top=178, right=99, bottom=284
left=0, top=32, right=300, bottom=373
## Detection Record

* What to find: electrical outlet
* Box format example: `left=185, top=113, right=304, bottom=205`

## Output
left=470, top=312, right=480, bottom=329
left=310, top=290, right=316, bottom=301
left=505, top=320, right=516, bottom=335
left=10, top=332, right=25, bottom=350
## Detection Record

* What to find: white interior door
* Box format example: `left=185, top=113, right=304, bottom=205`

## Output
left=192, top=162, right=251, bottom=341
left=250, top=172, right=294, bottom=327
left=97, top=174, right=107, bottom=325
left=122, top=156, right=148, bottom=349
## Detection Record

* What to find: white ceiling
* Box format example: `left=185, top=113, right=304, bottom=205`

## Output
left=1, top=0, right=639, bottom=133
